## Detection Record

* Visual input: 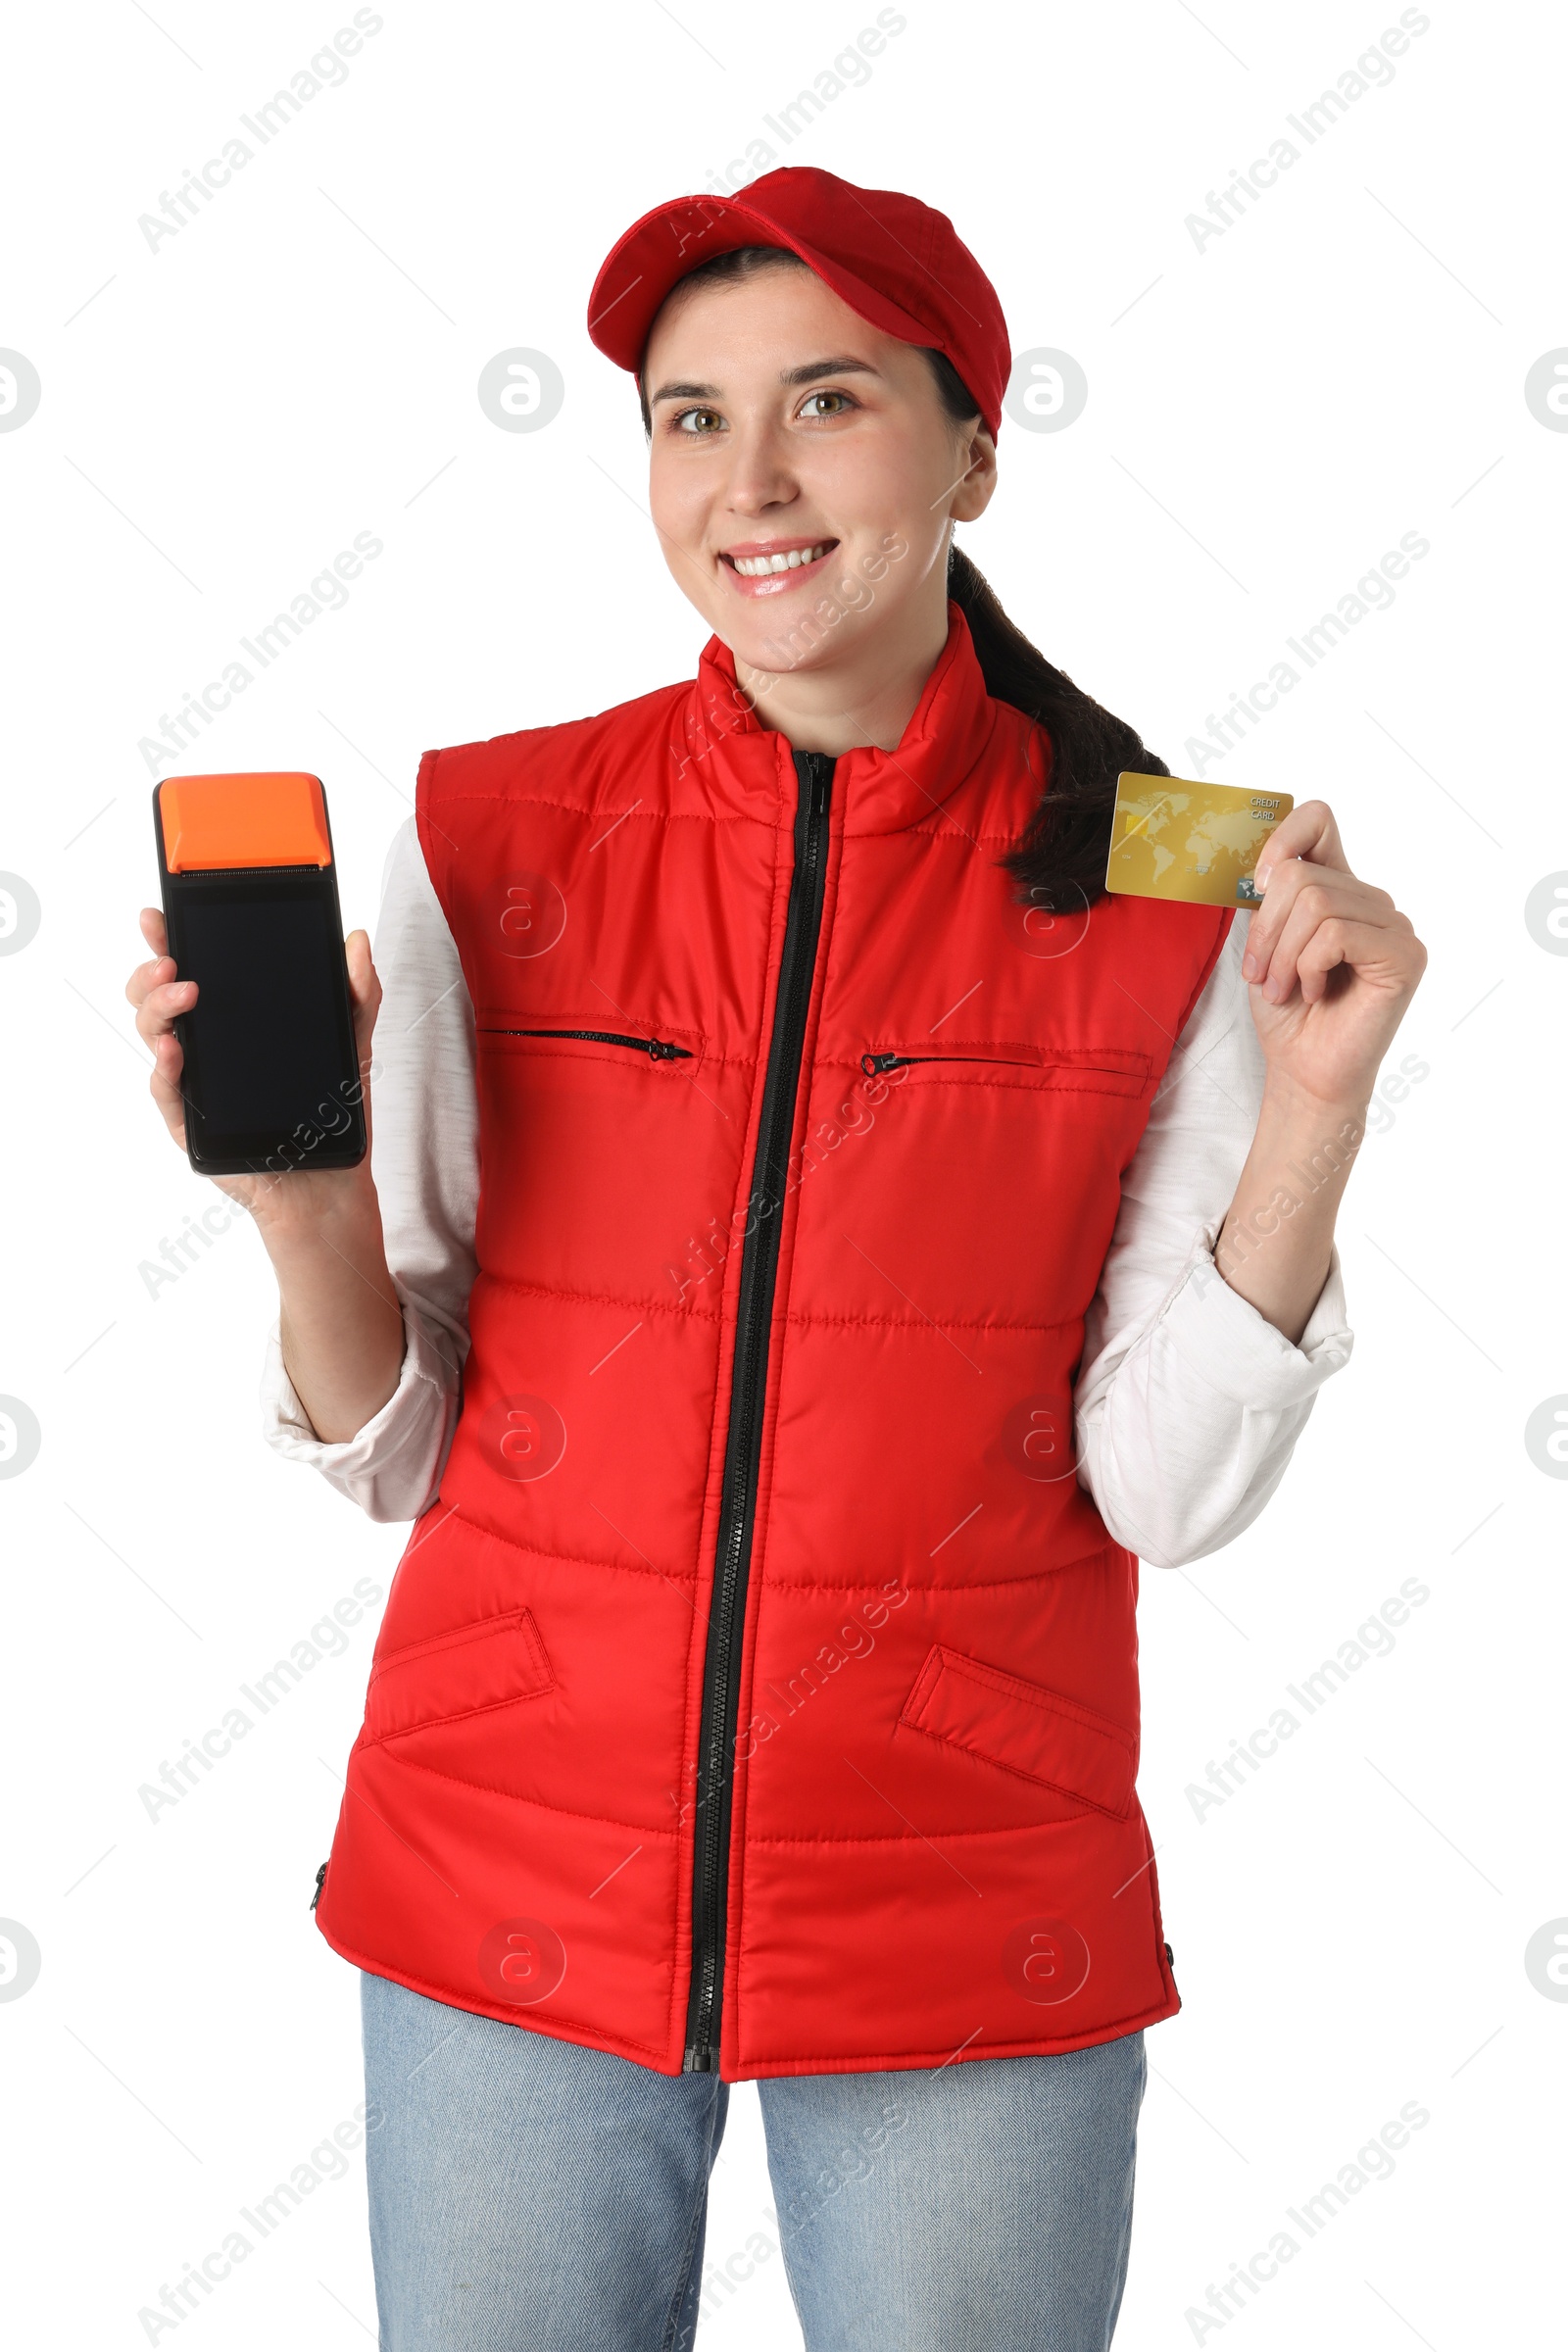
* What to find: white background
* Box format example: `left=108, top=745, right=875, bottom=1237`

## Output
left=1, top=1, right=1564, bottom=2344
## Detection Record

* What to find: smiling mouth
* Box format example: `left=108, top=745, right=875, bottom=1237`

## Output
left=720, top=539, right=838, bottom=580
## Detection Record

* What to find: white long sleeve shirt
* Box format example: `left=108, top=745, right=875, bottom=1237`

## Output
left=261, top=818, right=1354, bottom=1568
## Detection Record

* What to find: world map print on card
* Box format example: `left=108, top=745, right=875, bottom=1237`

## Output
left=1104, top=774, right=1294, bottom=906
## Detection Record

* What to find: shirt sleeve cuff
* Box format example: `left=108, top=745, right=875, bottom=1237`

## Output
left=1158, top=1229, right=1354, bottom=1410
left=260, top=1297, right=449, bottom=1469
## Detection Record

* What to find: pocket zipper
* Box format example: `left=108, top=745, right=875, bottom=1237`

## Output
left=310, top=1860, right=327, bottom=1912
left=860, top=1049, right=1042, bottom=1076
left=484, top=1027, right=693, bottom=1061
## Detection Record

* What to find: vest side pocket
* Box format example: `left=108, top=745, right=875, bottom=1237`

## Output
left=364, top=1609, right=555, bottom=1743
left=898, top=1645, right=1135, bottom=1819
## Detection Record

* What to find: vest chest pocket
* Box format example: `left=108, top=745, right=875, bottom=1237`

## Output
left=800, top=1042, right=1161, bottom=1333
left=478, top=1025, right=696, bottom=1061
left=899, top=1644, right=1135, bottom=1819
left=472, top=1021, right=724, bottom=1301
left=859, top=1045, right=1154, bottom=1098
left=364, top=1608, right=555, bottom=1744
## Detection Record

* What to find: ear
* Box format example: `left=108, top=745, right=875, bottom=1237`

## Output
left=949, top=426, right=997, bottom=525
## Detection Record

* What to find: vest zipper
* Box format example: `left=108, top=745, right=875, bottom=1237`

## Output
left=683, top=747, right=835, bottom=2074
left=860, top=1050, right=1042, bottom=1075
left=310, top=1860, right=327, bottom=1911
left=481, top=1027, right=693, bottom=1060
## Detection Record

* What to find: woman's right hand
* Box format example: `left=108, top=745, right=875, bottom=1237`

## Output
left=125, top=906, right=382, bottom=1231
left=126, top=908, right=405, bottom=1439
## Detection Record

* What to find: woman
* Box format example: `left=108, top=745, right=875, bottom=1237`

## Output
left=127, top=168, right=1425, bottom=2351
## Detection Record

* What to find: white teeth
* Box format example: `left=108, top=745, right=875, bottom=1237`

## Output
left=729, top=543, right=830, bottom=577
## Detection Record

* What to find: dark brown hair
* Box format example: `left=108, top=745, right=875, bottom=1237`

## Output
left=640, top=246, right=1168, bottom=910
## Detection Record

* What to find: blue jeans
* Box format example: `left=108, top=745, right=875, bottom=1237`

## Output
left=361, top=1971, right=1146, bottom=2349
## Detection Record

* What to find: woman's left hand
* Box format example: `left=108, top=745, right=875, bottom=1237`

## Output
left=1240, top=800, right=1426, bottom=1108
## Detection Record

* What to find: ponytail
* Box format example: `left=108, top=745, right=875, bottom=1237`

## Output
left=922, top=339, right=1169, bottom=914
left=945, top=540, right=1168, bottom=914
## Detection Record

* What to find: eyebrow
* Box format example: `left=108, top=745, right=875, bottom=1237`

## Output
left=647, top=357, right=883, bottom=406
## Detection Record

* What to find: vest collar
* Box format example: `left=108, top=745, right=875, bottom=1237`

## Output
left=687, top=600, right=1013, bottom=837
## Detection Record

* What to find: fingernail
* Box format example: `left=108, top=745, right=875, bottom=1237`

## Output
left=1241, top=951, right=1257, bottom=979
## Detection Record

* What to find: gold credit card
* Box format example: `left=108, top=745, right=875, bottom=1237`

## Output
left=1104, top=773, right=1294, bottom=907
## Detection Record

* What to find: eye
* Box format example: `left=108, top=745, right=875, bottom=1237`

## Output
left=669, top=405, right=724, bottom=435
left=799, top=388, right=858, bottom=420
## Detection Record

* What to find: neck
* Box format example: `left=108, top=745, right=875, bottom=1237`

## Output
left=733, top=585, right=953, bottom=758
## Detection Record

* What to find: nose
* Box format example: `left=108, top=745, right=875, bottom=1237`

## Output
left=717, top=414, right=801, bottom=520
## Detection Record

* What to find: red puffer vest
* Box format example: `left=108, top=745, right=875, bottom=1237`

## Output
left=315, top=606, right=1234, bottom=2080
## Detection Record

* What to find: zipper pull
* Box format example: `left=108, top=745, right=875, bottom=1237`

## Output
left=648, top=1039, right=683, bottom=1060
left=310, top=1860, right=327, bottom=1912
left=683, top=2041, right=717, bottom=2074
left=795, top=748, right=833, bottom=818
left=860, top=1051, right=904, bottom=1076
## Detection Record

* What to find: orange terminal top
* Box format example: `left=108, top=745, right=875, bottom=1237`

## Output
left=159, top=772, right=331, bottom=872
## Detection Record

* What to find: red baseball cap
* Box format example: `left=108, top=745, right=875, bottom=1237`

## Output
left=586, top=166, right=1011, bottom=440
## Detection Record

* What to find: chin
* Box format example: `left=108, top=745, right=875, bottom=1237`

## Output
left=724, top=622, right=804, bottom=680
